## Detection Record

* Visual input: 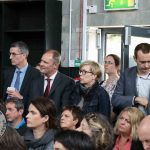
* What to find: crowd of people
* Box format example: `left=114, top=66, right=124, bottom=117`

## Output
left=0, top=41, right=150, bottom=150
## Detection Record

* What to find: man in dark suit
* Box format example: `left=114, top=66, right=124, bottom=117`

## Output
left=112, top=43, right=150, bottom=115
left=2, top=41, right=41, bottom=114
left=29, top=50, right=75, bottom=112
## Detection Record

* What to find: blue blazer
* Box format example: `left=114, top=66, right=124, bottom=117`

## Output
left=112, top=66, right=150, bottom=114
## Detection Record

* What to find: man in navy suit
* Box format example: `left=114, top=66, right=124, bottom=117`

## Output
left=112, top=43, right=150, bottom=115
left=2, top=41, right=41, bottom=114
left=29, top=50, right=75, bottom=113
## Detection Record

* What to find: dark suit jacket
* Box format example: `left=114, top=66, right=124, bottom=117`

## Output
left=2, top=65, right=41, bottom=112
left=70, top=81, right=111, bottom=119
left=29, top=72, right=75, bottom=112
left=112, top=66, right=150, bottom=115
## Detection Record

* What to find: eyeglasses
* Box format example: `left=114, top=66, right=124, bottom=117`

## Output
left=104, top=61, right=114, bottom=65
left=9, top=52, right=23, bottom=57
left=79, top=70, right=93, bottom=75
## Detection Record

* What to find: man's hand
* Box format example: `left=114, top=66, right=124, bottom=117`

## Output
left=6, top=90, right=23, bottom=99
left=134, top=96, right=148, bottom=108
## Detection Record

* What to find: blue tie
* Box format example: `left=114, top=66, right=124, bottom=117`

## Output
left=14, top=70, right=21, bottom=91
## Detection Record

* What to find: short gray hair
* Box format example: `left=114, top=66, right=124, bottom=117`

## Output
left=10, top=41, right=29, bottom=57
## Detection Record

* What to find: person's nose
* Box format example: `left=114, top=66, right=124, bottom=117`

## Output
left=26, top=113, right=30, bottom=119
left=6, top=110, right=9, bottom=115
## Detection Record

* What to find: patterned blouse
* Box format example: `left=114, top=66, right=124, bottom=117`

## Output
left=101, top=77, right=119, bottom=101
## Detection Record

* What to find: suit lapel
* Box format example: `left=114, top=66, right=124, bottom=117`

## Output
left=49, top=72, right=61, bottom=95
left=7, top=68, right=16, bottom=86
left=20, top=65, right=31, bottom=92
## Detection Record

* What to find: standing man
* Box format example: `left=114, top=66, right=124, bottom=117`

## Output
left=112, top=43, right=150, bottom=115
left=5, top=98, right=27, bottom=136
left=2, top=41, right=41, bottom=114
left=138, top=115, right=150, bottom=150
left=29, top=50, right=75, bottom=112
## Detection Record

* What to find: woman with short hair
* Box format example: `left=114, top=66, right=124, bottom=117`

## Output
left=60, top=105, right=83, bottom=130
left=71, top=60, right=110, bottom=119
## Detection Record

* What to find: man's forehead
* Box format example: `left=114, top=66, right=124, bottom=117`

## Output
left=10, top=47, right=20, bottom=52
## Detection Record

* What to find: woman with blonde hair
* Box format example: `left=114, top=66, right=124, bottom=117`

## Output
left=113, top=107, right=145, bottom=150
left=77, top=113, right=114, bottom=150
left=71, top=60, right=110, bottom=119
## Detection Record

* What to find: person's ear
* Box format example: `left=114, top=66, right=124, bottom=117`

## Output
left=73, top=119, right=78, bottom=126
left=18, top=109, right=24, bottom=116
left=42, top=115, right=49, bottom=123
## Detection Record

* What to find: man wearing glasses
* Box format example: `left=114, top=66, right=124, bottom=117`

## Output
left=2, top=41, right=41, bottom=115
left=112, top=43, right=150, bottom=115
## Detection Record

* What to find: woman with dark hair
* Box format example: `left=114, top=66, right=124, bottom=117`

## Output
left=60, top=105, right=83, bottom=130
left=54, top=130, right=96, bottom=150
left=101, top=54, right=120, bottom=122
left=24, top=97, right=57, bottom=150
left=101, top=54, right=120, bottom=99
left=0, top=125, right=27, bottom=150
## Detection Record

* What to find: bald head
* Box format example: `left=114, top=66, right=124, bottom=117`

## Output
left=138, top=115, right=150, bottom=150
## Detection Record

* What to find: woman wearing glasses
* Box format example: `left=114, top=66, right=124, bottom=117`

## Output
left=113, top=107, right=145, bottom=150
left=100, top=54, right=120, bottom=123
left=71, top=60, right=110, bottom=119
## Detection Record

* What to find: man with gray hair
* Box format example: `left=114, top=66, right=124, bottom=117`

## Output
left=2, top=41, right=41, bottom=115
left=5, top=98, right=27, bottom=136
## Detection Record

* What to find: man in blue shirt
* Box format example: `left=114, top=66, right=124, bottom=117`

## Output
left=5, top=98, right=27, bottom=136
left=2, top=41, right=41, bottom=115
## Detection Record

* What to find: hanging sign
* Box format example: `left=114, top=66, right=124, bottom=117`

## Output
left=104, top=0, right=138, bottom=11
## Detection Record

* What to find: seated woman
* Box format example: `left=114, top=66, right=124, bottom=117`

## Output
left=77, top=113, right=114, bottom=150
left=113, top=107, right=145, bottom=150
left=24, top=97, right=57, bottom=150
left=54, top=130, right=96, bottom=150
left=60, top=105, right=83, bottom=130
left=71, top=60, right=110, bottom=119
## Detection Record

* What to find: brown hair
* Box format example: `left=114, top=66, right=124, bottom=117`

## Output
left=62, top=105, right=83, bottom=128
left=134, top=43, right=150, bottom=59
left=30, top=97, right=57, bottom=129
left=0, top=126, right=27, bottom=150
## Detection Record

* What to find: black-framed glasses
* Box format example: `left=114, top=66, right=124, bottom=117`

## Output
left=9, top=52, right=23, bottom=57
left=79, top=70, right=93, bottom=75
